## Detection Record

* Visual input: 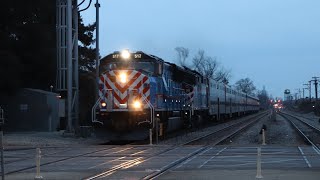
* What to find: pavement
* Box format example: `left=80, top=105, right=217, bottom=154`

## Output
left=2, top=145, right=320, bottom=180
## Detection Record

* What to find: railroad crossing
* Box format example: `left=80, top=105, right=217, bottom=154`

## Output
left=3, top=145, right=320, bottom=180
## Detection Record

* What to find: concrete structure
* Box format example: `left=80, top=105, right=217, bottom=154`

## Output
left=0, top=88, right=61, bottom=132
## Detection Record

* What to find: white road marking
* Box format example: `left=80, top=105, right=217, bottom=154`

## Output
left=198, top=147, right=227, bottom=168
left=312, top=146, right=320, bottom=155
left=203, top=159, right=302, bottom=168
left=298, top=146, right=312, bottom=168
left=131, top=149, right=147, bottom=156
left=88, top=156, right=126, bottom=169
left=175, top=147, right=212, bottom=169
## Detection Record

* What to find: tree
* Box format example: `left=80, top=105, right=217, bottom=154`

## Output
left=0, top=51, right=22, bottom=95
left=77, top=11, right=98, bottom=125
left=257, top=86, right=270, bottom=109
left=192, top=49, right=231, bottom=83
left=215, top=68, right=232, bottom=84
left=78, top=14, right=96, bottom=72
left=175, top=47, right=189, bottom=67
left=0, top=0, right=56, bottom=95
left=235, top=78, right=256, bottom=95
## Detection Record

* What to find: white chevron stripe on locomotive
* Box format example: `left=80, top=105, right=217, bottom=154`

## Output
left=104, top=71, right=148, bottom=100
left=104, top=73, right=149, bottom=100
left=100, top=70, right=150, bottom=109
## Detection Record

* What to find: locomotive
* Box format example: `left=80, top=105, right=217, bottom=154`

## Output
left=92, top=50, right=260, bottom=140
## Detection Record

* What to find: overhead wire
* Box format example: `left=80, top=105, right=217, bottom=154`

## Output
left=77, top=0, right=86, bottom=7
left=78, top=0, right=92, bottom=12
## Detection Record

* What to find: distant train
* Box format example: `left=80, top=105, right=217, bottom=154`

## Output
left=92, top=50, right=260, bottom=140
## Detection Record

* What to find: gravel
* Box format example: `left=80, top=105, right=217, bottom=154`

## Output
left=223, top=111, right=307, bottom=146
left=287, top=110, right=320, bottom=127
left=158, top=112, right=266, bottom=146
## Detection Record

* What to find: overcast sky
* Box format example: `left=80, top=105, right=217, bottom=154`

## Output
left=80, top=0, right=320, bottom=98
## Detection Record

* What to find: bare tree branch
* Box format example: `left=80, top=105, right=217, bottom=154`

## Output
left=215, top=68, right=231, bottom=83
left=191, top=49, right=231, bottom=82
left=175, top=47, right=189, bottom=66
left=257, top=86, right=270, bottom=109
left=235, top=78, right=256, bottom=95
left=192, top=49, right=205, bottom=73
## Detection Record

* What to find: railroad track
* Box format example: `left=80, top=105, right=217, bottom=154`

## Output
left=84, top=111, right=269, bottom=179
left=279, top=112, right=320, bottom=152
left=185, top=111, right=269, bottom=145
left=4, top=146, right=121, bottom=175
left=138, top=112, right=269, bottom=180
left=5, top=112, right=269, bottom=179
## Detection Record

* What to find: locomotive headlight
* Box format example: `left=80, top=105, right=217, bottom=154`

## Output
left=121, top=49, right=130, bottom=59
left=101, top=102, right=107, bottom=107
left=119, top=72, right=127, bottom=83
left=133, top=100, right=141, bottom=109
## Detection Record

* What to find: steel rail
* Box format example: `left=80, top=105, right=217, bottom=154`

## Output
left=5, top=146, right=120, bottom=175
left=185, top=112, right=269, bottom=145
left=279, top=112, right=320, bottom=153
left=84, top=111, right=269, bottom=179
left=141, top=112, right=269, bottom=179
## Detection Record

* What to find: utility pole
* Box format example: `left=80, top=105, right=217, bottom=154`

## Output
left=0, top=107, right=4, bottom=180
left=295, top=88, right=301, bottom=100
left=95, top=0, right=100, bottom=98
left=302, top=87, right=308, bottom=100
left=308, top=81, right=312, bottom=102
left=311, top=77, right=319, bottom=101
left=303, top=83, right=310, bottom=100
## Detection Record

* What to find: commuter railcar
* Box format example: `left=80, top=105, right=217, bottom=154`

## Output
left=92, top=50, right=259, bottom=140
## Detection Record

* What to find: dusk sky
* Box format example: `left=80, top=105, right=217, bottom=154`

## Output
left=80, top=0, right=320, bottom=99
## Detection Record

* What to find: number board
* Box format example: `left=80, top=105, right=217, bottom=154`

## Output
left=112, top=53, right=143, bottom=59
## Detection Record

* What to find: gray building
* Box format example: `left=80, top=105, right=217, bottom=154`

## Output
left=1, top=88, right=61, bottom=132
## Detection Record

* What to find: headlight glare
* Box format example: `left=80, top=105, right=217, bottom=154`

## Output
left=121, top=49, right=130, bottom=59
left=133, top=100, right=141, bottom=109
left=119, top=72, right=127, bottom=83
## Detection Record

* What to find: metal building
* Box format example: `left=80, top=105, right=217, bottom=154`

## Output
left=0, top=89, right=61, bottom=132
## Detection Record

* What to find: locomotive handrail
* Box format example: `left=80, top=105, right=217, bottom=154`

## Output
left=140, top=93, right=154, bottom=127
left=91, top=96, right=103, bottom=125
